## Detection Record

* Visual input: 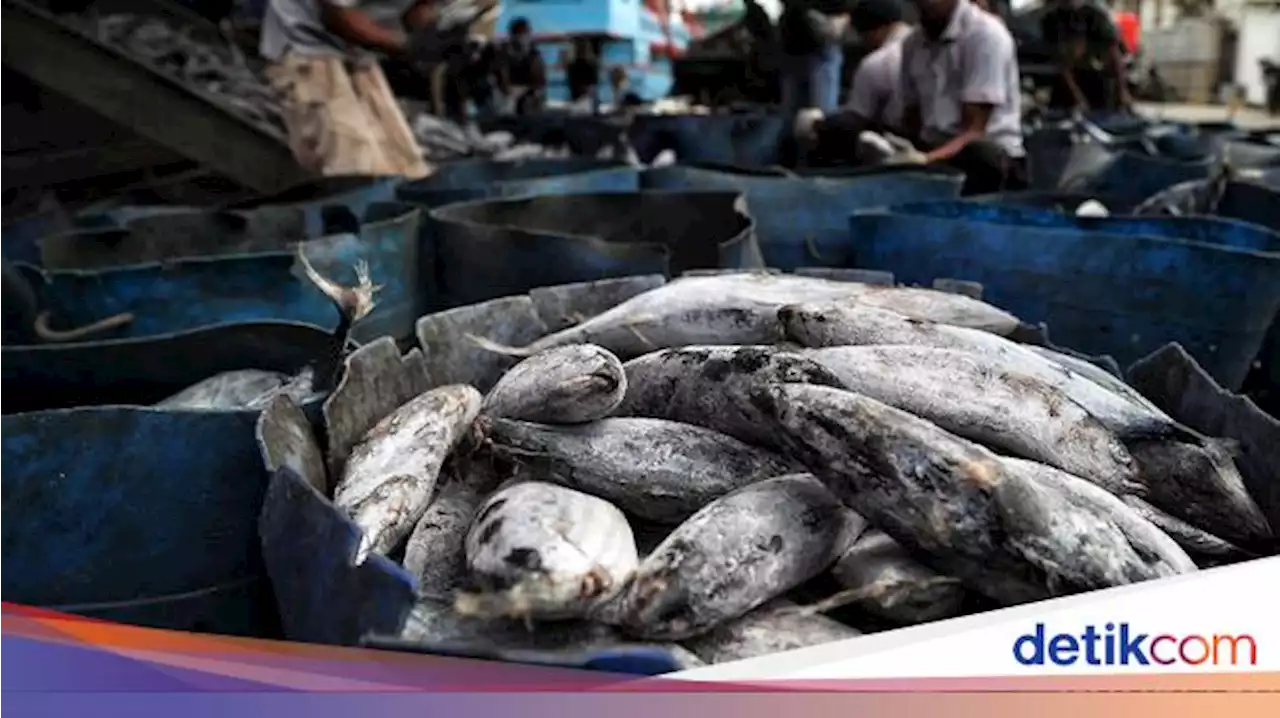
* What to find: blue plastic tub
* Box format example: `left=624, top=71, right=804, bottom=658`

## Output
left=847, top=201, right=1280, bottom=389
left=1, top=321, right=333, bottom=636
left=15, top=203, right=423, bottom=345
left=426, top=191, right=763, bottom=309
left=642, top=164, right=964, bottom=270
left=628, top=113, right=787, bottom=167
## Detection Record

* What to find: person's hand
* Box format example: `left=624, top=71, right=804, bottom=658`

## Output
left=886, top=147, right=929, bottom=165
left=793, top=108, right=825, bottom=143
left=496, top=93, right=517, bottom=116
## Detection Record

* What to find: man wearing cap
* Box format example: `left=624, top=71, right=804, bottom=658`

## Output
left=794, top=0, right=915, bottom=164
left=898, top=0, right=1026, bottom=194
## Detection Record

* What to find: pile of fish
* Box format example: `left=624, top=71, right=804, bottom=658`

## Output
left=400, top=106, right=564, bottom=163
left=67, top=11, right=286, bottom=137
left=218, top=271, right=1270, bottom=666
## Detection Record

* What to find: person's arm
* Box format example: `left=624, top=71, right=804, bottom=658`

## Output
left=925, top=27, right=1009, bottom=162
left=822, top=59, right=882, bottom=138
left=320, top=0, right=406, bottom=55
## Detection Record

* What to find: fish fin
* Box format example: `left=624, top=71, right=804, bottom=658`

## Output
left=465, top=333, right=538, bottom=357
left=1209, top=437, right=1243, bottom=461
left=1118, top=420, right=1208, bottom=447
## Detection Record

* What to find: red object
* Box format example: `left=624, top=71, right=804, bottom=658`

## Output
left=1114, top=11, right=1140, bottom=53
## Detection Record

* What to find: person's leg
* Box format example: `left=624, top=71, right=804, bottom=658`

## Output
left=266, top=53, right=387, bottom=176
left=941, top=140, right=1015, bottom=196
left=350, top=59, right=433, bottom=178
left=808, top=43, right=843, bottom=113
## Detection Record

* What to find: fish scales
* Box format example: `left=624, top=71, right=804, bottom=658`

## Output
left=460, top=482, right=639, bottom=620
left=681, top=599, right=862, bottom=664
left=482, top=416, right=800, bottom=524
left=615, top=345, right=848, bottom=452
left=596, top=474, right=849, bottom=640
left=469, top=273, right=1020, bottom=359
left=802, top=346, right=1141, bottom=495
left=481, top=344, right=627, bottom=424
left=334, top=384, right=483, bottom=562
left=753, top=383, right=1194, bottom=606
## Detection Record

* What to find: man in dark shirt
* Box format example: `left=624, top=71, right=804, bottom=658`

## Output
left=1041, top=0, right=1132, bottom=112
left=495, top=17, right=547, bottom=115
left=566, top=39, right=601, bottom=110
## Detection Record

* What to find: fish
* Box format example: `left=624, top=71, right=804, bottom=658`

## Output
left=1022, top=344, right=1167, bottom=416
left=781, top=305, right=1189, bottom=441
left=595, top=474, right=849, bottom=640
left=826, top=529, right=967, bottom=625
left=402, top=462, right=494, bottom=597
left=155, top=368, right=319, bottom=411
left=333, top=384, right=483, bottom=562
left=1120, top=495, right=1254, bottom=568
left=481, top=344, right=627, bottom=424
left=480, top=415, right=800, bottom=524
left=681, top=599, right=862, bottom=665
left=801, top=346, right=1142, bottom=495
left=614, top=345, right=847, bottom=452
left=456, top=481, right=639, bottom=621
left=157, top=246, right=379, bottom=410
left=995, top=457, right=1198, bottom=582
left=467, top=273, right=1020, bottom=360
left=1123, top=438, right=1271, bottom=547
left=381, top=598, right=705, bottom=671
left=752, top=383, right=1194, bottom=606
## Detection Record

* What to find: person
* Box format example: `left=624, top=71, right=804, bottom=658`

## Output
left=495, top=17, right=547, bottom=116
left=1041, top=0, right=1132, bottom=113
left=779, top=0, right=853, bottom=113
left=438, top=35, right=498, bottom=124
left=259, top=0, right=434, bottom=178
left=898, top=0, right=1027, bottom=194
left=566, top=40, right=601, bottom=111
left=794, top=0, right=912, bottom=165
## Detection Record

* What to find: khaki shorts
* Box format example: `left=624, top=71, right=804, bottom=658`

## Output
left=266, top=53, right=433, bottom=179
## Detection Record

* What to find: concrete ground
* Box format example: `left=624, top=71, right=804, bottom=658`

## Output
left=1135, top=102, right=1280, bottom=130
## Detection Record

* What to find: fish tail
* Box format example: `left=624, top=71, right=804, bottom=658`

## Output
left=465, top=333, right=537, bottom=357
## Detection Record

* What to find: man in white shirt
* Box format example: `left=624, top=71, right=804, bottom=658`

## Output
left=898, top=0, right=1027, bottom=193
left=260, top=0, right=435, bottom=178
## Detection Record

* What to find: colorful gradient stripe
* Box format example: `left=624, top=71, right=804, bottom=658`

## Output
left=4, top=602, right=1277, bottom=717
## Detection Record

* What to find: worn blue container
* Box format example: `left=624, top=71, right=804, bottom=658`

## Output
left=1, top=321, right=333, bottom=636
left=219, top=175, right=404, bottom=237
left=427, top=191, right=763, bottom=308
left=396, top=158, right=639, bottom=210
left=15, top=203, right=423, bottom=345
left=628, top=113, right=787, bottom=167
left=1026, top=127, right=1215, bottom=204
left=966, top=190, right=1139, bottom=215
left=847, top=201, right=1280, bottom=390
left=642, top=164, right=964, bottom=270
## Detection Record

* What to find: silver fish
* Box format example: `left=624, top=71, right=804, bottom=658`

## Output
left=467, top=272, right=1019, bottom=360
left=828, top=529, right=967, bottom=625
left=753, top=383, right=1194, bottom=606
left=803, top=346, right=1141, bottom=495
left=596, top=474, right=848, bottom=640
left=1120, top=495, right=1254, bottom=568
left=782, top=305, right=1187, bottom=440
left=155, top=367, right=319, bottom=411
left=481, top=344, right=626, bottom=424
left=457, top=481, right=639, bottom=621
left=615, top=345, right=847, bottom=452
left=681, top=599, right=862, bottom=665
left=482, top=415, right=799, bottom=524
left=402, top=461, right=496, bottom=597
left=333, top=384, right=483, bottom=562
